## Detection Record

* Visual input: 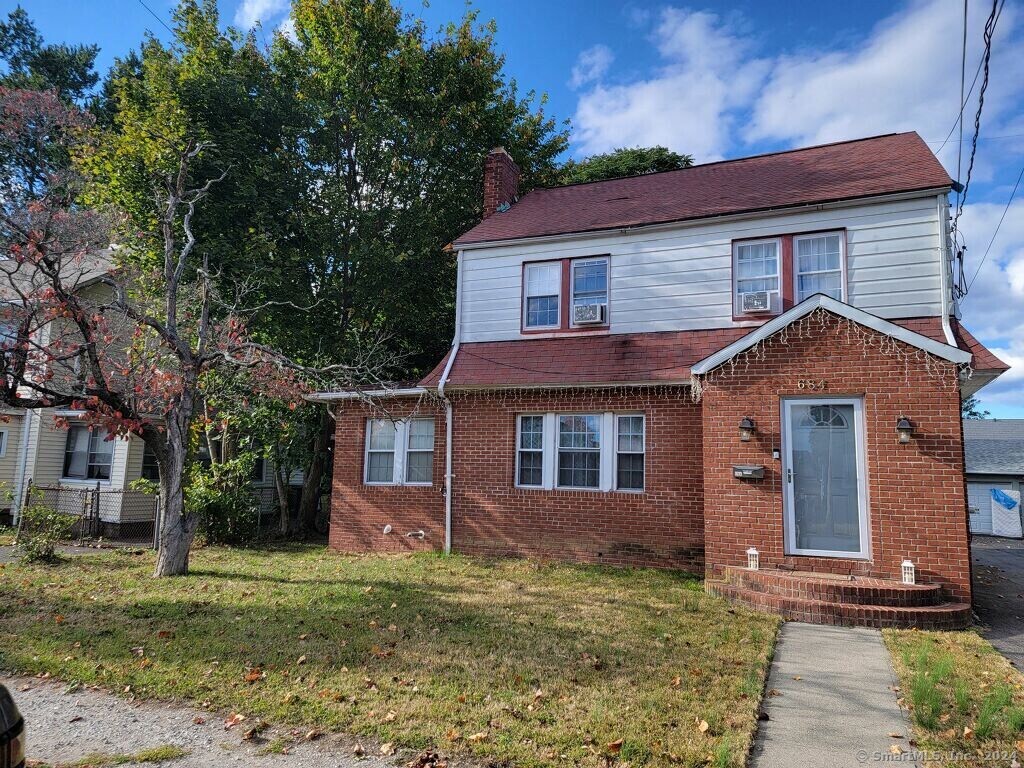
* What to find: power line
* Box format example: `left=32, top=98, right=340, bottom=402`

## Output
left=135, top=0, right=176, bottom=37
left=954, top=0, right=967, bottom=210
left=964, top=162, right=1024, bottom=299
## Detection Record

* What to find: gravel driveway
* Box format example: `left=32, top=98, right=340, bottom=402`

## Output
left=3, top=675, right=421, bottom=768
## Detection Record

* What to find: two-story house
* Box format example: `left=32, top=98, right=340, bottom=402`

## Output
left=316, top=132, right=1009, bottom=628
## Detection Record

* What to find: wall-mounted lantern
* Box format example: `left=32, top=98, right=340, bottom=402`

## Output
left=747, top=547, right=760, bottom=571
left=901, top=559, right=915, bottom=585
left=896, top=417, right=913, bottom=444
left=739, top=417, right=756, bottom=442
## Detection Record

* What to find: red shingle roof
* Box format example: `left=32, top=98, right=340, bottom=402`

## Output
left=418, top=318, right=1005, bottom=389
left=454, top=132, right=951, bottom=246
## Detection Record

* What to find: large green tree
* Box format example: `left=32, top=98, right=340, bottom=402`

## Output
left=558, top=146, right=693, bottom=185
left=0, top=7, right=98, bottom=102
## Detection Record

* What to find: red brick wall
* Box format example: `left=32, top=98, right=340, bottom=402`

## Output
left=701, top=311, right=972, bottom=602
left=329, top=398, right=446, bottom=553
left=449, top=388, right=705, bottom=571
left=482, top=148, right=520, bottom=218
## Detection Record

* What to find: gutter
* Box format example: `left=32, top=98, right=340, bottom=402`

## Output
left=436, top=249, right=464, bottom=556
left=936, top=194, right=958, bottom=347
left=304, top=388, right=427, bottom=402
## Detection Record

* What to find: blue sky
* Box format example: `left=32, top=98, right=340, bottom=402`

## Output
left=16, top=0, right=1024, bottom=417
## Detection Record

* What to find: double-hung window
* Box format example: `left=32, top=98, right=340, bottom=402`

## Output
left=734, top=239, right=781, bottom=315
left=557, top=414, right=601, bottom=489
left=516, top=413, right=644, bottom=491
left=63, top=424, right=114, bottom=480
left=616, top=415, right=645, bottom=490
left=794, top=232, right=844, bottom=301
left=364, top=418, right=435, bottom=486
left=524, top=262, right=561, bottom=329
left=516, top=415, right=544, bottom=487
left=570, top=258, right=608, bottom=324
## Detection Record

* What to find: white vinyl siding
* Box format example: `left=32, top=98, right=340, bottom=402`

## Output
left=459, top=194, right=945, bottom=341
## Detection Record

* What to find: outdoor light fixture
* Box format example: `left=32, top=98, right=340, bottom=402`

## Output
left=739, top=417, right=756, bottom=442
left=747, top=547, right=760, bottom=571
left=896, top=417, right=913, bottom=444
left=902, top=559, right=916, bottom=585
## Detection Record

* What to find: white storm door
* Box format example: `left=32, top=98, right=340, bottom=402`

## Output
left=783, top=397, right=869, bottom=558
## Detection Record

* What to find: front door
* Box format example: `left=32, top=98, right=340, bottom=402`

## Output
left=782, top=397, right=869, bottom=558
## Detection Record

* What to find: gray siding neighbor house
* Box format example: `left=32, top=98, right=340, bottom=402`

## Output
left=964, top=419, right=1024, bottom=537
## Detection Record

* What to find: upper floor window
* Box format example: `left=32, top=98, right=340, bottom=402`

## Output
left=734, top=239, right=781, bottom=316
left=63, top=424, right=113, bottom=480
left=571, top=258, right=608, bottom=326
left=364, top=417, right=435, bottom=486
left=524, top=262, right=561, bottom=329
left=794, top=232, right=844, bottom=302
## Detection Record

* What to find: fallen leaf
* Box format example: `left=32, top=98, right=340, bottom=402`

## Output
left=244, top=668, right=262, bottom=683
left=467, top=732, right=488, bottom=743
left=889, top=744, right=904, bottom=755
left=156, top=630, right=173, bottom=639
left=605, top=738, right=623, bottom=754
left=963, top=726, right=974, bottom=740
left=353, top=743, right=365, bottom=756
left=381, top=742, right=396, bottom=756
left=698, top=720, right=710, bottom=734
left=670, top=676, right=681, bottom=688
left=792, top=676, right=802, bottom=681
left=305, top=729, right=322, bottom=740
left=296, top=654, right=307, bottom=665
left=193, top=717, right=206, bottom=725
left=887, top=732, right=903, bottom=739
left=384, top=710, right=397, bottom=722
left=69, top=715, right=83, bottom=723
left=224, top=712, right=246, bottom=730
left=768, top=688, right=781, bottom=697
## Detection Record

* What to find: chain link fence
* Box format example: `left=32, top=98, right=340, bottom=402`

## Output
left=24, top=482, right=159, bottom=546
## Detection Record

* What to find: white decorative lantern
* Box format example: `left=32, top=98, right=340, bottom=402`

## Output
left=901, top=559, right=915, bottom=585
left=747, top=547, right=760, bottom=571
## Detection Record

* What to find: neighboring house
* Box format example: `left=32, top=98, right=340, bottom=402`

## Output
left=964, top=419, right=1024, bottom=538
left=0, top=259, right=299, bottom=536
left=314, top=132, right=1009, bottom=628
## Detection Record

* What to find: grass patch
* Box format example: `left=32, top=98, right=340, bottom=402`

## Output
left=885, top=629, right=1024, bottom=764
left=0, top=545, right=778, bottom=768
left=63, top=744, right=188, bottom=766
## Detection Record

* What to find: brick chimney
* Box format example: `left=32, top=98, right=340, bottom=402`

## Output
left=482, top=147, right=520, bottom=218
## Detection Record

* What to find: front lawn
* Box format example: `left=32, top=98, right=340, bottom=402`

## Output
left=0, top=546, right=778, bottom=767
left=884, top=630, right=1024, bottom=766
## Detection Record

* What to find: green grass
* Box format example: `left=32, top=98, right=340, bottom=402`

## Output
left=885, top=630, right=1024, bottom=765
left=0, top=545, right=778, bottom=768
left=58, top=744, right=188, bottom=767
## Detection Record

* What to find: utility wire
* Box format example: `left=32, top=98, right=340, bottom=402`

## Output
left=136, top=0, right=176, bottom=36
left=963, top=162, right=1024, bottom=298
left=954, top=0, right=967, bottom=212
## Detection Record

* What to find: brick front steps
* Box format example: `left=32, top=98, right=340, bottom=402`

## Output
left=706, top=567, right=971, bottom=629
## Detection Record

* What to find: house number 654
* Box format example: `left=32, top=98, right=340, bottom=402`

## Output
left=797, top=379, right=826, bottom=390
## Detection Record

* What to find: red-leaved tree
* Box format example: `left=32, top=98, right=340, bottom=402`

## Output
left=0, top=88, right=390, bottom=575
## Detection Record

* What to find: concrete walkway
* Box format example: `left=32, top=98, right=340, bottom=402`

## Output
left=751, top=623, right=916, bottom=768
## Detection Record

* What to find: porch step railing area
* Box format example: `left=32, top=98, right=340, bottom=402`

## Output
left=21, top=481, right=160, bottom=547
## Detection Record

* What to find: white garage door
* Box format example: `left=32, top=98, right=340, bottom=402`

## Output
left=968, top=481, right=1014, bottom=535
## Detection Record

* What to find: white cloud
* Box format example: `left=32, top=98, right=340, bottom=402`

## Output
left=569, top=45, right=614, bottom=90
left=572, top=9, right=767, bottom=159
left=234, top=0, right=289, bottom=29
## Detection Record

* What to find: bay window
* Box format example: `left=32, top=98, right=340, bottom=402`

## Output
left=364, top=418, right=435, bottom=486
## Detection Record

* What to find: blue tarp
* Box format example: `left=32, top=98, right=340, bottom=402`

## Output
left=992, top=488, right=1020, bottom=511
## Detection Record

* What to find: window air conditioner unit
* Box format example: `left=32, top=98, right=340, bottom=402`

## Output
left=741, top=291, right=770, bottom=313
left=573, top=303, right=606, bottom=325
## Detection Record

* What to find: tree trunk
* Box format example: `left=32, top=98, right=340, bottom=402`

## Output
left=275, top=464, right=290, bottom=537
left=298, top=408, right=332, bottom=536
left=154, top=396, right=198, bottom=576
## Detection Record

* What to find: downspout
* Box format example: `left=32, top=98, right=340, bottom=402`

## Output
left=937, top=193, right=957, bottom=347
left=437, top=249, right=464, bottom=555
left=12, top=409, right=33, bottom=524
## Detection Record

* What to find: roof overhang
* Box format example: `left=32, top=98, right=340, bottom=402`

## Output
left=690, top=295, right=973, bottom=376
left=305, top=387, right=428, bottom=402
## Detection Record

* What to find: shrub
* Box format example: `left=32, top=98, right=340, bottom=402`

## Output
left=17, top=505, right=78, bottom=562
left=186, top=455, right=261, bottom=545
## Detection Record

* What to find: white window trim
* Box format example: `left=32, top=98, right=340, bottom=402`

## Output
left=555, top=412, right=605, bottom=491
left=614, top=414, right=646, bottom=493
left=62, top=424, right=114, bottom=482
left=569, top=257, right=610, bottom=328
left=404, top=419, right=435, bottom=486
left=516, top=412, right=643, bottom=493
left=515, top=414, right=546, bottom=489
left=733, top=237, right=782, bottom=315
left=522, top=261, right=561, bottom=330
left=793, top=231, right=847, bottom=303
left=363, top=418, right=435, bottom=487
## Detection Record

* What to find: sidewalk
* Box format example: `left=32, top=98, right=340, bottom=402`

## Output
left=751, top=622, right=916, bottom=768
